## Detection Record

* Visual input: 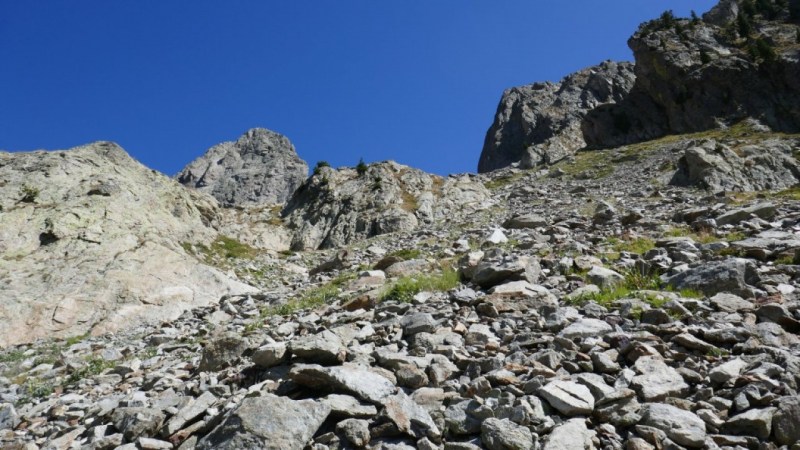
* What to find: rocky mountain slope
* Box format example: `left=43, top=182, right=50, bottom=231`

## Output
left=1, top=1, right=800, bottom=449
left=177, top=128, right=308, bottom=206
left=3, top=123, right=800, bottom=449
left=0, top=142, right=255, bottom=347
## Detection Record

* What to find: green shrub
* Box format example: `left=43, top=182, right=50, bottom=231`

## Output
left=737, top=12, right=752, bottom=37
left=356, top=158, right=368, bottom=176
left=313, top=161, right=330, bottom=176
left=659, top=10, right=676, bottom=28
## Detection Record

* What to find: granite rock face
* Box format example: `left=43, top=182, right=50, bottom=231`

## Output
left=283, top=161, right=490, bottom=250
left=178, top=128, right=308, bottom=206
left=0, top=142, right=255, bottom=347
left=478, top=61, right=636, bottom=173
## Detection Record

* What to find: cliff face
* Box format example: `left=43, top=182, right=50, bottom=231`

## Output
left=584, top=1, right=800, bottom=147
left=178, top=128, right=309, bottom=206
left=481, top=0, right=800, bottom=171
left=0, top=143, right=255, bottom=347
left=478, top=61, right=635, bottom=173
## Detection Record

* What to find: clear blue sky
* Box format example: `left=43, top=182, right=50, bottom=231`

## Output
left=1, top=1, right=717, bottom=176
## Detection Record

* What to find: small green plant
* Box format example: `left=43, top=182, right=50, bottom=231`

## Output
left=737, top=12, right=752, bottom=37
left=66, top=357, right=117, bottom=385
left=700, top=49, right=712, bottom=64
left=19, top=185, right=40, bottom=203
left=607, top=236, right=656, bottom=256
left=690, top=10, right=700, bottom=25
left=261, top=272, right=357, bottom=317
left=0, top=350, right=27, bottom=364
left=23, top=378, right=55, bottom=400
left=372, top=176, right=383, bottom=192
left=313, top=161, right=330, bottom=176
left=210, top=236, right=258, bottom=259
left=356, top=158, right=368, bottom=176
left=749, top=38, right=777, bottom=63
left=379, top=268, right=459, bottom=303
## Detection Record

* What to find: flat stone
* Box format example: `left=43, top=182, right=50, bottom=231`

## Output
left=543, top=418, right=595, bottom=450
left=640, top=403, right=706, bottom=448
left=321, top=394, right=378, bottom=418
left=481, top=418, right=534, bottom=450
left=708, top=358, right=747, bottom=384
left=400, top=313, right=437, bottom=336
left=196, top=394, right=330, bottom=450
left=559, top=318, right=613, bottom=340
left=586, top=266, right=624, bottom=289
left=290, top=364, right=397, bottom=404
left=252, top=342, right=288, bottom=368
left=631, top=356, right=688, bottom=402
left=164, top=391, right=217, bottom=436
left=723, top=407, right=776, bottom=440
left=382, top=390, right=440, bottom=440
left=288, top=330, right=346, bottom=365
left=538, top=380, right=595, bottom=415
left=709, top=293, right=754, bottom=312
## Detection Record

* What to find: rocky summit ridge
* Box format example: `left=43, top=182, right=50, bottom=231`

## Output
left=177, top=128, right=308, bottom=206
left=2, top=1, right=800, bottom=449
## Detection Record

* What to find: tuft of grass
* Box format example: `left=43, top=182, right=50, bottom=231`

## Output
left=0, top=350, right=27, bottom=364
left=484, top=171, right=529, bottom=190
left=386, top=248, right=422, bottom=261
left=258, top=272, right=357, bottom=319
left=551, top=151, right=615, bottom=179
left=380, top=268, right=460, bottom=303
left=567, top=269, right=665, bottom=307
left=210, top=236, right=258, bottom=259
left=66, top=357, right=117, bottom=385
left=606, top=236, right=656, bottom=257
left=400, top=191, right=419, bottom=212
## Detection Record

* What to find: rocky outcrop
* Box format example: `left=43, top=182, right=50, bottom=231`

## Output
left=0, top=142, right=255, bottom=347
left=283, top=161, right=490, bottom=250
left=177, top=128, right=308, bottom=206
left=670, top=137, right=800, bottom=191
left=478, top=61, right=636, bottom=173
left=584, top=3, right=800, bottom=147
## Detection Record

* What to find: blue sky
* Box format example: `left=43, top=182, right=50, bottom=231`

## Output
left=1, top=1, right=717, bottom=176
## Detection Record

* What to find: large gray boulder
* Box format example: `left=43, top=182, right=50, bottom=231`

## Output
left=196, top=395, right=330, bottom=450
left=665, top=258, right=760, bottom=298
left=478, top=61, right=635, bottom=172
left=178, top=128, right=308, bottom=206
left=0, top=142, right=255, bottom=347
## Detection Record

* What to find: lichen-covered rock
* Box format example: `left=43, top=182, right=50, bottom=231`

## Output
left=178, top=128, right=308, bottom=206
left=0, top=142, right=255, bottom=347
